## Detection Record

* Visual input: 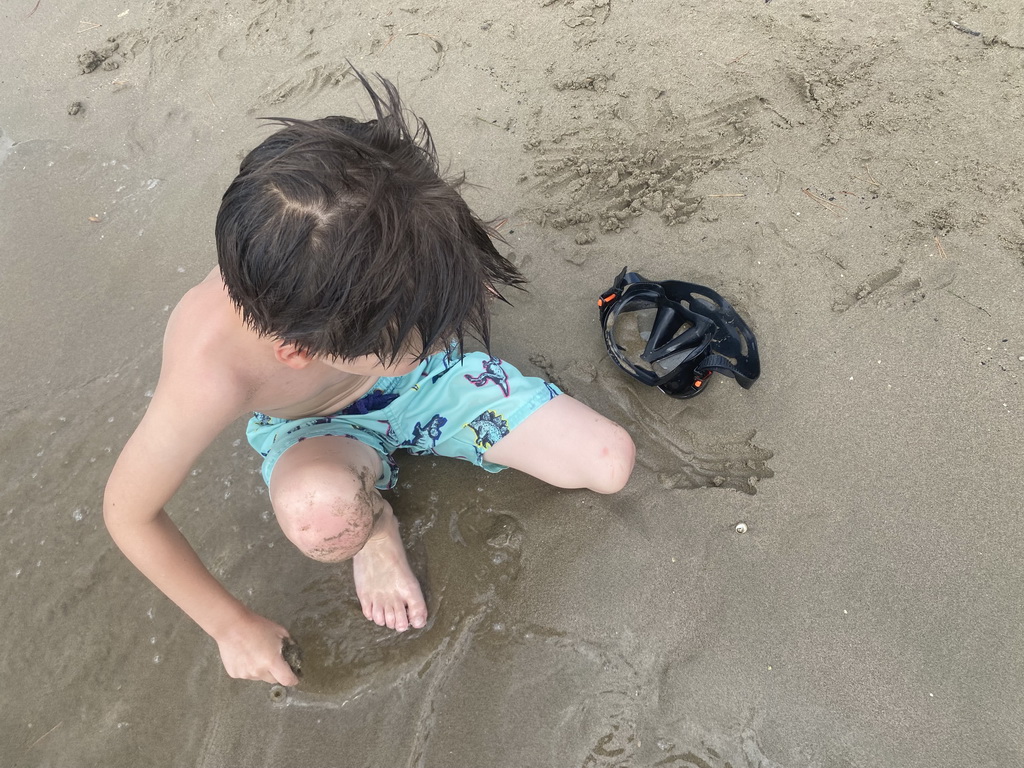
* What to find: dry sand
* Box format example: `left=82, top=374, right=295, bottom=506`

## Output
left=2, top=0, right=1023, bottom=766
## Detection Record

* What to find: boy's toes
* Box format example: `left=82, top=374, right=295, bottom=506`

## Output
left=409, top=602, right=428, bottom=629
left=372, top=602, right=386, bottom=627
left=384, top=606, right=397, bottom=629
left=394, top=605, right=411, bottom=633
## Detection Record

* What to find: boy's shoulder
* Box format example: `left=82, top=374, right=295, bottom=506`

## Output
left=159, top=268, right=366, bottom=422
left=159, top=269, right=264, bottom=414
left=109, top=270, right=266, bottom=479
left=167, top=269, right=239, bottom=340
left=167, top=270, right=245, bottom=357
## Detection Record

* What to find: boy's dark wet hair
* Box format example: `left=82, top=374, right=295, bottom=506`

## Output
left=216, top=69, right=525, bottom=363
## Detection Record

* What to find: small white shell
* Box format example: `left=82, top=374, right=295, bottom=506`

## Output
left=734, top=522, right=748, bottom=534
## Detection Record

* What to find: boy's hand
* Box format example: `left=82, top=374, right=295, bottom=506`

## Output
left=214, top=610, right=300, bottom=686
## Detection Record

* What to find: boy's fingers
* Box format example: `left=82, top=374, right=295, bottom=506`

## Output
left=270, top=656, right=300, bottom=687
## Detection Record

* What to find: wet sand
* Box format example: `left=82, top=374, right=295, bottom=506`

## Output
left=2, top=0, right=1023, bottom=765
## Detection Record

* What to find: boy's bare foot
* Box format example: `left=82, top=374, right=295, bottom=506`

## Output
left=352, top=506, right=427, bottom=632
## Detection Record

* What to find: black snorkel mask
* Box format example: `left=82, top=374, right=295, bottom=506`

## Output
left=598, top=268, right=761, bottom=399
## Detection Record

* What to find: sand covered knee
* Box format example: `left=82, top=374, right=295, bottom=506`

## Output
left=272, top=470, right=381, bottom=562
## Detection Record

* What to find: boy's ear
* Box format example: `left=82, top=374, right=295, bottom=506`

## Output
left=274, top=342, right=315, bottom=370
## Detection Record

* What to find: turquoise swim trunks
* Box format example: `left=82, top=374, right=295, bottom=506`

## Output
left=246, top=347, right=562, bottom=490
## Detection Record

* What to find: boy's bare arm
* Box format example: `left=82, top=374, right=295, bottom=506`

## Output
left=103, top=367, right=299, bottom=686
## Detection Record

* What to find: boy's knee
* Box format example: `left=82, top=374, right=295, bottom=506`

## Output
left=587, top=425, right=635, bottom=495
left=271, top=469, right=380, bottom=563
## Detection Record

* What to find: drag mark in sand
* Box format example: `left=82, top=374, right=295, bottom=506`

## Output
left=257, top=62, right=353, bottom=109
left=504, top=623, right=644, bottom=768
left=832, top=255, right=958, bottom=313
left=405, top=607, right=490, bottom=768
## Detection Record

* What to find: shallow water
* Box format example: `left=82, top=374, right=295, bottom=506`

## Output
left=285, top=491, right=527, bottom=697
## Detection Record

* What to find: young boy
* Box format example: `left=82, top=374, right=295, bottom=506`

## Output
left=103, top=71, right=635, bottom=688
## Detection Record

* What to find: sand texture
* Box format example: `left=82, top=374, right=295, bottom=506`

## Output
left=2, top=0, right=1023, bottom=766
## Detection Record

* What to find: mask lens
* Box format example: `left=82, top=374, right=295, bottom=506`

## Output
left=653, top=347, right=697, bottom=376
left=607, top=293, right=698, bottom=378
left=607, top=298, right=656, bottom=377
